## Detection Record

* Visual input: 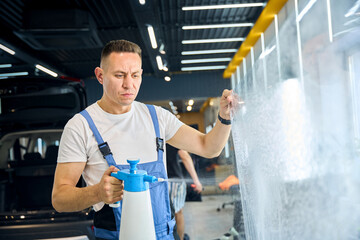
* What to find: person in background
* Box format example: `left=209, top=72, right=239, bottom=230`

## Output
left=166, top=144, right=202, bottom=240
left=52, top=39, right=235, bottom=240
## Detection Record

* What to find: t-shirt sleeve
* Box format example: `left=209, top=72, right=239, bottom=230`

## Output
left=57, top=115, right=88, bottom=163
left=156, top=106, right=184, bottom=141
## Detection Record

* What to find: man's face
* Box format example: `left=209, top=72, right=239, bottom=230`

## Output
left=99, top=52, right=143, bottom=108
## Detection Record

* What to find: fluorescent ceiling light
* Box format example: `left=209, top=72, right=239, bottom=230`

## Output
left=326, top=0, right=333, bottom=42
left=181, top=58, right=231, bottom=64
left=159, top=43, right=165, bottom=54
left=0, top=72, right=28, bottom=77
left=182, top=38, right=245, bottom=44
left=0, top=64, right=12, bottom=68
left=181, top=66, right=226, bottom=71
left=0, top=44, right=15, bottom=55
left=297, top=0, right=317, bottom=22
left=182, top=49, right=237, bottom=55
left=35, top=64, right=58, bottom=77
left=147, top=25, right=158, bottom=49
left=345, top=0, right=360, bottom=17
left=182, top=3, right=266, bottom=11
left=156, top=56, right=163, bottom=70
left=182, top=23, right=254, bottom=30
left=259, top=45, right=276, bottom=59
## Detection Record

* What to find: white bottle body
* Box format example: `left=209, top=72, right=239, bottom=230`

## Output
left=119, top=190, right=156, bottom=240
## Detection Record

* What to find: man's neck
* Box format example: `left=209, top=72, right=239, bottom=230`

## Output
left=97, top=99, right=132, bottom=114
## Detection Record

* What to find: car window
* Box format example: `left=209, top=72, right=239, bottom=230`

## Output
left=2, top=130, right=63, bottom=167
left=8, top=137, right=59, bottom=161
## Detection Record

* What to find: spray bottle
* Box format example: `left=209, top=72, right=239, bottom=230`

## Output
left=111, top=159, right=164, bottom=240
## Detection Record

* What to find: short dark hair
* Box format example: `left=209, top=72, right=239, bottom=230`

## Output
left=100, top=40, right=142, bottom=65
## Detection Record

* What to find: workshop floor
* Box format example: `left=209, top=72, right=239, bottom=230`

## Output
left=183, top=194, right=237, bottom=240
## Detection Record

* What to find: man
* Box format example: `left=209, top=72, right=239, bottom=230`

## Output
left=166, top=144, right=202, bottom=240
left=52, top=39, right=234, bottom=240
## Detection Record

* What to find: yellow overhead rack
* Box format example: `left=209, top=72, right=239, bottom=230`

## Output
left=223, top=0, right=288, bottom=78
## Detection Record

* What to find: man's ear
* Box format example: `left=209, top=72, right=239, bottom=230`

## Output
left=95, top=67, right=104, bottom=85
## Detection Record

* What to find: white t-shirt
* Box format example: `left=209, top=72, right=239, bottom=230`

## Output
left=57, top=101, right=184, bottom=211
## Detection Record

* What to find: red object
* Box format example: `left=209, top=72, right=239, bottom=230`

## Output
left=218, top=175, right=239, bottom=191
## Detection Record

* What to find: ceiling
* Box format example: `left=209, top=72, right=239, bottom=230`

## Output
left=0, top=0, right=268, bottom=112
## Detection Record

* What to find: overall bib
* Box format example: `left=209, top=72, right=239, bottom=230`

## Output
left=80, top=105, right=176, bottom=240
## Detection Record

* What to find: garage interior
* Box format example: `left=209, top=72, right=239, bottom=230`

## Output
left=1, top=0, right=360, bottom=240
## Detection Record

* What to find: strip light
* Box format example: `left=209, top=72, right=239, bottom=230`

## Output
left=182, top=3, right=266, bottom=11
left=35, top=64, right=58, bottom=77
left=156, top=56, right=163, bottom=70
left=182, top=38, right=245, bottom=44
left=326, top=0, right=333, bottom=42
left=297, top=0, right=317, bottom=22
left=0, top=44, right=15, bottom=55
left=0, top=72, right=28, bottom=77
left=147, top=25, right=158, bottom=49
left=182, top=49, right=237, bottom=55
left=181, top=58, right=231, bottom=64
left=259, top=45, right=276, bottom=59
left=0, top=64, right=12, bottom=68
left=345, top=0, right=360, bottom=17
left=182, top=23, right=254, bottom=30
left=181, top=66, right=226, bottom=71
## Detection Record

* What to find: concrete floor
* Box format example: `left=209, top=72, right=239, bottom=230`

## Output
left=183, top=194, right=236, bottom=240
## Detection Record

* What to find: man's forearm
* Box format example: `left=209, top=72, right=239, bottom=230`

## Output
left=203, top=118, right=231, bottom=158
left=52, top=184, right=100, bottom=212
left=180, top=151, right=200, bottom=184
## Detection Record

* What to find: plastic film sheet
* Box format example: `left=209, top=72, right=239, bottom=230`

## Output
left=231, top=0, right=360, bottom=239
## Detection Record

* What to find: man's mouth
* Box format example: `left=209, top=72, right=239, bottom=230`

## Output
left=121, top=93, right=133, bottom=97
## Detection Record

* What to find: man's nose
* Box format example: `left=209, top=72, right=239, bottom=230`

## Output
left=122, top=75, right=132, bottom=88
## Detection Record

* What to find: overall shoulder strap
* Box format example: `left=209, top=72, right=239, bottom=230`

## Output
left=146, top=104, right=164, bottom=162
left=80, top=110, right=117, bottom=166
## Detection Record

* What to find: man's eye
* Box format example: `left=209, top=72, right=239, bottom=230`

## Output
left=115, top=75, right=124, bottom=78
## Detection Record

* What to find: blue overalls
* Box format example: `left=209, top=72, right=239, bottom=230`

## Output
left=80, top=105, right=176, bottom=240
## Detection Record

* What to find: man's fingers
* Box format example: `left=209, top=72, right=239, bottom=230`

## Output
left=104, top=165, right=119, bottom=176
left=221, top=89, right=235, bottom=106
left=222, top=89, right=232, bottom=99
left=112, top=180, right=124, bottom=190
left=219, top=89, right=235, bottom=119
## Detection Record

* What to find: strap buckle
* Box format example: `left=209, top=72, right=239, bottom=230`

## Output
left=156, top=137, right=164, bottom=152
left=98, top=142, right=112, bottom=159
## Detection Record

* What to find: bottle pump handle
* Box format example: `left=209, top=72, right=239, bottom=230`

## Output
left=128, top=159, right=140, bottom=173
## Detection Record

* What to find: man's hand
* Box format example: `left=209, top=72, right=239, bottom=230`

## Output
left=98, top=166, right=124, bottom=204
left=219, top=89, right=243, bottom=120
left=191, top=180, right=203, bottom=193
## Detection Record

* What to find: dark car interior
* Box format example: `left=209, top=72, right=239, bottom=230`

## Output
left=9, top=145, right=58, bottom=211
left=0, top=77, right=94, bottom=240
